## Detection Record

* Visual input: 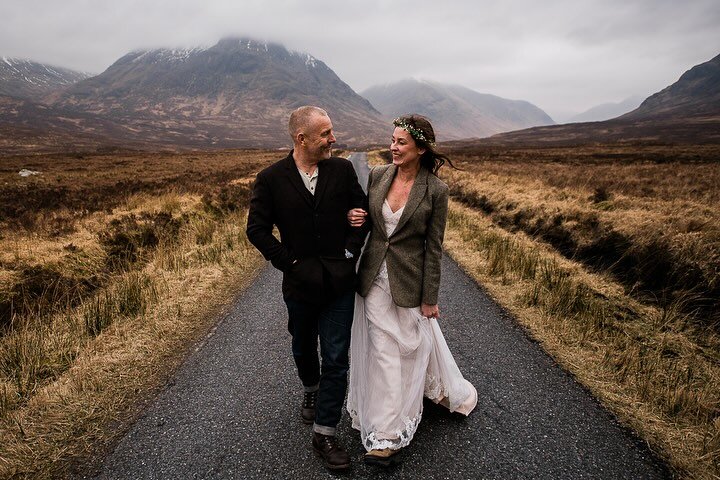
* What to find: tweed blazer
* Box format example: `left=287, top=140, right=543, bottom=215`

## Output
left=357, top=163, right=449, bottom=308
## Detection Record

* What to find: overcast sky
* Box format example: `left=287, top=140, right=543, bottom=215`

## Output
left=2, top=0, right=719, bottom=121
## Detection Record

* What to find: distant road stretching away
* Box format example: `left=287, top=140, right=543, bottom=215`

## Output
left=349, top=151, right=369, bottom=192
left=79, top=152, right=668, bottom=479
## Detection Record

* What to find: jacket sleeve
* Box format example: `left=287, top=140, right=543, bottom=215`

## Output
left=344, top=162, right=370, bottom=258
left=421, top=184, right=449, bottom=305
left=246, top=172, right=295, bottom=272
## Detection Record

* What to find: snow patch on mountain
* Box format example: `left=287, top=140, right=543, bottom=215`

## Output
left=0, top=57, right=92, bottom=98
left=129, top=47, right=208, bottom=64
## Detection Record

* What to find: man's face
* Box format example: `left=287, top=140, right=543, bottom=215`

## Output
left=301, top=114, right=336, bottom=162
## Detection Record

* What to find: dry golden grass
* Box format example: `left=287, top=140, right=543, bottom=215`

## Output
left=0, top=149, right=278, bottom=234
left=441, top=145, right=720, bottom=327
left=367, top=149, right=389, bottom=167
left=0, top=149, right=275, bottom=478
left=438, top=143, right=720, bottom=479
left=5, top=144, right=718, bottom=478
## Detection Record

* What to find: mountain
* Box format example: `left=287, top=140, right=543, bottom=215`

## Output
left=452, top=53, right=720, bottom=146
left=45, top=37, right=387, bottom=148
left=361, top=79, right=554, bottom=140
left=622, top=53, right=720, bottom=120
left=568, top=95, right=644, bottom=123
left=0, top=57, right=91, bottom=99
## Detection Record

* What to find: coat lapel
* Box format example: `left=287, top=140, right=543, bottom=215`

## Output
left=393, top=167, right=429, bottom=236
left=371, top=165, right=396, bottom=240
left=283, top=152, right=314, bottom=208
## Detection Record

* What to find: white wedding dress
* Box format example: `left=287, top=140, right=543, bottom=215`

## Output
left=347, top=199, right=478, bottom=452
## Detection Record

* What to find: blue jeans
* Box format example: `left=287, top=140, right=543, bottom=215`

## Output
left=285, top=290, right=354, bottom=435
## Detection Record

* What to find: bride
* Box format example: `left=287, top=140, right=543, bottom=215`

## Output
left=346, top=114, right=477, bottom=466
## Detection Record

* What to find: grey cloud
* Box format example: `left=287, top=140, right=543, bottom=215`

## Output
left=567, top=0, right=720, bottom=44
left=1, top=0, right=718, bottom=116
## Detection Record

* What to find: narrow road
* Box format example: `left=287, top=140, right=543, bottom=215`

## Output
left=348, top=152, right=369, bottom=192
left=80, top=153, right=669, bottom=479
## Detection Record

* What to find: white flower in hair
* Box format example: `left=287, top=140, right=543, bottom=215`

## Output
left=393, top=118, right=436, bottom=146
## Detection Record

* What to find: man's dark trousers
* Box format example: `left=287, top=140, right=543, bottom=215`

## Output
left=285, top=290, right=354, bottom=430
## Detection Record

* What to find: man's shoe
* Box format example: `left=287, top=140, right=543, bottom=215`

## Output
left=312, top=432, right=350, bottom=470
left=301, top=391, right=317, bottom=425
left=364, top=448, right=401, bottom=467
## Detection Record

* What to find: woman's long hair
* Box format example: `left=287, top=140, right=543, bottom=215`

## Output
left=393, top=114, right=458, bottom=175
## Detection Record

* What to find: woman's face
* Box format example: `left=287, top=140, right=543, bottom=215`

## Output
left=390, top=127, right=425, bottom=168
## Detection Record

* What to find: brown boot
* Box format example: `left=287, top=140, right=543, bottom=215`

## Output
left=301, top=391, right=317, bottom=425
left=312, top=432, right=350, bottom=470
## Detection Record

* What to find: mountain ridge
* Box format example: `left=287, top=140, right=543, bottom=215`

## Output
left=450, top=53, right=720, bottom=146
left=622, top=53, right=720, bottom=120
left=362, top=78, right=554, bottom=140
left=0, top=57, right=91, bottom=99
left=47, top=37, right=387, bottom=147
left=3, top=45, right=718, bottom=153
left=568, top=95, right=645, bottom=123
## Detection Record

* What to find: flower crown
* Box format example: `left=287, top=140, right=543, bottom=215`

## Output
left=393, top=118, right=435, bottom=146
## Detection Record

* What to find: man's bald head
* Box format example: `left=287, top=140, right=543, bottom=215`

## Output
left=289, top=106, right=329, bottom=142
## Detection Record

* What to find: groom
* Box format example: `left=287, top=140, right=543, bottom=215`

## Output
left=246, top=106, right=367, bottom=470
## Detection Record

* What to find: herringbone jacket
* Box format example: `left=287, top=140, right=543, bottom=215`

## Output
left=357, top=164, right=449, bottom=307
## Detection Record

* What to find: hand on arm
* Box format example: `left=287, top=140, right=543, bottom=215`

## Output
left=347, top=208, right=367, bottom=227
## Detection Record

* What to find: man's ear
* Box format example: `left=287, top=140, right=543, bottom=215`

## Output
left=296, top=133, right=306, bottom=146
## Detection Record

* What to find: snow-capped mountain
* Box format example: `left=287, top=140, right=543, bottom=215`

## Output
left=0, top=57, right=91, bottom=99
left=46, top=37, right=387, bottom=148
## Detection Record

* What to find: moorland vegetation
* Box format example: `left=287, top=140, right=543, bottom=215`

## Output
left=2, top=145, right=718, bottom=478
left=0, top=149, right=276, bottom=478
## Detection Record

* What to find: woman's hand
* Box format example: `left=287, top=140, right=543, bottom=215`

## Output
left=347, top=208, right=367, bottom=227
left=421, top=303, right=440, bottom=319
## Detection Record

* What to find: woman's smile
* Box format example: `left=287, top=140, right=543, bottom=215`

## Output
left=391, top=127, right=424, bottom=167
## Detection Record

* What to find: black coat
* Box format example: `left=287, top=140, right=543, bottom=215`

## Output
left=246, top=152, right=368, bottom=305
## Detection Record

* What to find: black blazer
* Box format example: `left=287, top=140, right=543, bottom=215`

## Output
left=246, top=152, right=368, bottom=305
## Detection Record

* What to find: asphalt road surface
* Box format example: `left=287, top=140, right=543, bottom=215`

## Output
left=349, top=152, right=370, bottom=193
left=80, top=153, right=669, bottom=479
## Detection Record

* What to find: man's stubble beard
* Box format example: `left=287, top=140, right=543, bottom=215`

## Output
left=319, top=145, right=332, bottom=160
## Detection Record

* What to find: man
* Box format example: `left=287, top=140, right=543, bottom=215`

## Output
left=246, top=106, right=367, bottom=470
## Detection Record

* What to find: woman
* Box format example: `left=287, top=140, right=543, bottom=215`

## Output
left=346, top=115, right=477, bottom=467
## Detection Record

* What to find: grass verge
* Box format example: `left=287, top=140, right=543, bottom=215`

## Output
left=0, top=190, right=265, bottom=478
left=444, top=200, right=720, bottom=479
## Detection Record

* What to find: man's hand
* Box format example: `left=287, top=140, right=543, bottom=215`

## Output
left=347, top=208, right=367, bottom=227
